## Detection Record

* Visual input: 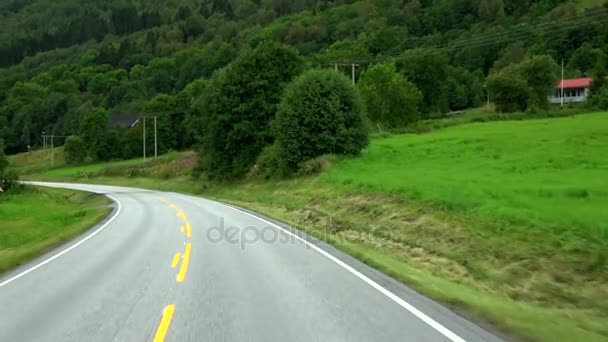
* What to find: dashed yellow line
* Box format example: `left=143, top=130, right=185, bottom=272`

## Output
left=186, top=222, right=192, bottom=238
left=177, top=210, right=187, bottom=221
left=180, top=226, right=185, bottom=233
left=171, top=253, right=181, bottom=268
left=153, top=304, right=175, bottom=342
left=176, top=243, right=192, bottom=283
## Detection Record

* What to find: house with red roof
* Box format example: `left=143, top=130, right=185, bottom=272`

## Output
left=549, top=77, right=592, bottom=104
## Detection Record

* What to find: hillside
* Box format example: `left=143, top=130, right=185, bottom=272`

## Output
left=17, top=112, right=608, bottom=341
left=1, top=0, right=608, bottom=155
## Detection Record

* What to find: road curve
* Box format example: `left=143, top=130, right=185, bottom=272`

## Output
left=0, top=182, right=505, bottom=342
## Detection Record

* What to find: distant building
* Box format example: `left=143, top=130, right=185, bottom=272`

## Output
left=549, top=77, right=592, bottom=104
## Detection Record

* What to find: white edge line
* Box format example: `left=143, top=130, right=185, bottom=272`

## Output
left=178, top=194, right=466, bottom=342
left=0, top=194, right=122, bottom=288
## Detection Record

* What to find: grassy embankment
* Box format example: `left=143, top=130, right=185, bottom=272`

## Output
left=0, top=187, right=112, bottom=274
left=17, top=112, right=608, bottom=342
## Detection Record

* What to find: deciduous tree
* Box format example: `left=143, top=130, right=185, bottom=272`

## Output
left=357, top=63, right=422, bottom=128
left=79, top=107, right=109, bottom=160
left=397, top=49, right=449, bottom=116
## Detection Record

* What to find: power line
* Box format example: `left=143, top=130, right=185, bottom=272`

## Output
left=331, top=8, right=608, bottom=64
left=339, top=14, right=608, bottom=64
left=442, top=8, right=608, bottom=50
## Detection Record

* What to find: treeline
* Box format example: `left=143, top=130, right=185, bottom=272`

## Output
left=0, top=0, right=340, bottom=68
left=1, top=0, right=608, bottom=161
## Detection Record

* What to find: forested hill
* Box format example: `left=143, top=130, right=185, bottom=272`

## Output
left=1, top=0, right=607, bottom=154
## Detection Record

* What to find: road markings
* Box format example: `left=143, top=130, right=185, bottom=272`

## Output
left=186, top=222, right=192, bottom=238
left=177, top=210, right=187, bottom=221
left=171, top=253, right=181, bottom=268
left=169, top=204, right=179, bottom=210
left=176, top=243, right=192, bottom=283
left=0, top=194, right=122, bottom=288
left=153, top=304, right=175, bottom=342
left=180, top=226, right=185, bottom=233
left=187, top=196, right=467, bottom=342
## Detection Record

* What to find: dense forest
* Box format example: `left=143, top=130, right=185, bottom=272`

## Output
left=1, top=0, right=607, bottom=175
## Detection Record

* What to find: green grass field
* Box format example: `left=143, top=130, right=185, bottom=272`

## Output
left=324, top=112, right=608, bottom=237
left=0, top=187, right=112, bottom=274
left=15, top=112, right=608, bottom=341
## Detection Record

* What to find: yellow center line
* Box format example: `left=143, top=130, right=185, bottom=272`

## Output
left=171, top=252, right=181, bottom=268
left=169, top=204, right=179, bottom=210
left=176, top=243, right=192, bottom=283
left=180, top=226, right=185, bottom=233
left=176, top=211, right=187, bottom=220
left=153, top=304, right=175, bottom=342
left=186, top=222, right=192, bottom=238
left=159, top=198, right=169, bottom=205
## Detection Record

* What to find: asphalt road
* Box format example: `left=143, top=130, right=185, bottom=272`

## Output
left=0, top=182, right=506, bottom=342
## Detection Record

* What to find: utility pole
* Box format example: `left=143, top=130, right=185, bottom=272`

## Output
left=483, top=84, right=490, bottom=111
left=351, top=63, right=356, bottom=85
left=40, top=133, right=67, bottom=166
left=154, top=116, right=157, bottom=159
left=334, top=63, right=338, bottom=72
left=143, top=116, right=146, bottom=160
left=560, top=59, right=564, bottom=107
left=50, top=134, right=54, bottom=167
left=487, top=89, right=490, bottom=111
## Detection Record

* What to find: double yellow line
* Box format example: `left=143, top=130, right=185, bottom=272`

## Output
left=153, top=199, right=194, bottom=342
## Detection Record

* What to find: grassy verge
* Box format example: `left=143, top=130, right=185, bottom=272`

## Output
left=7, top=147, right=66, bottom=175
left=402, top=105, right=590, bottom=134
left=17, top=112, right=608, bottom=341
left=0, top=186, right=112, bottom=274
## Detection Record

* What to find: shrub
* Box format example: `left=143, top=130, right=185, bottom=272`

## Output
left=63, top=136, right=87, bottom=165
left=296, top=155, right=334, bottom=176
left=275, top=69, right=369, bottom=173
left=251, top=143, right=282, bottom=179
left=357, top=62, right=422, bottom=128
